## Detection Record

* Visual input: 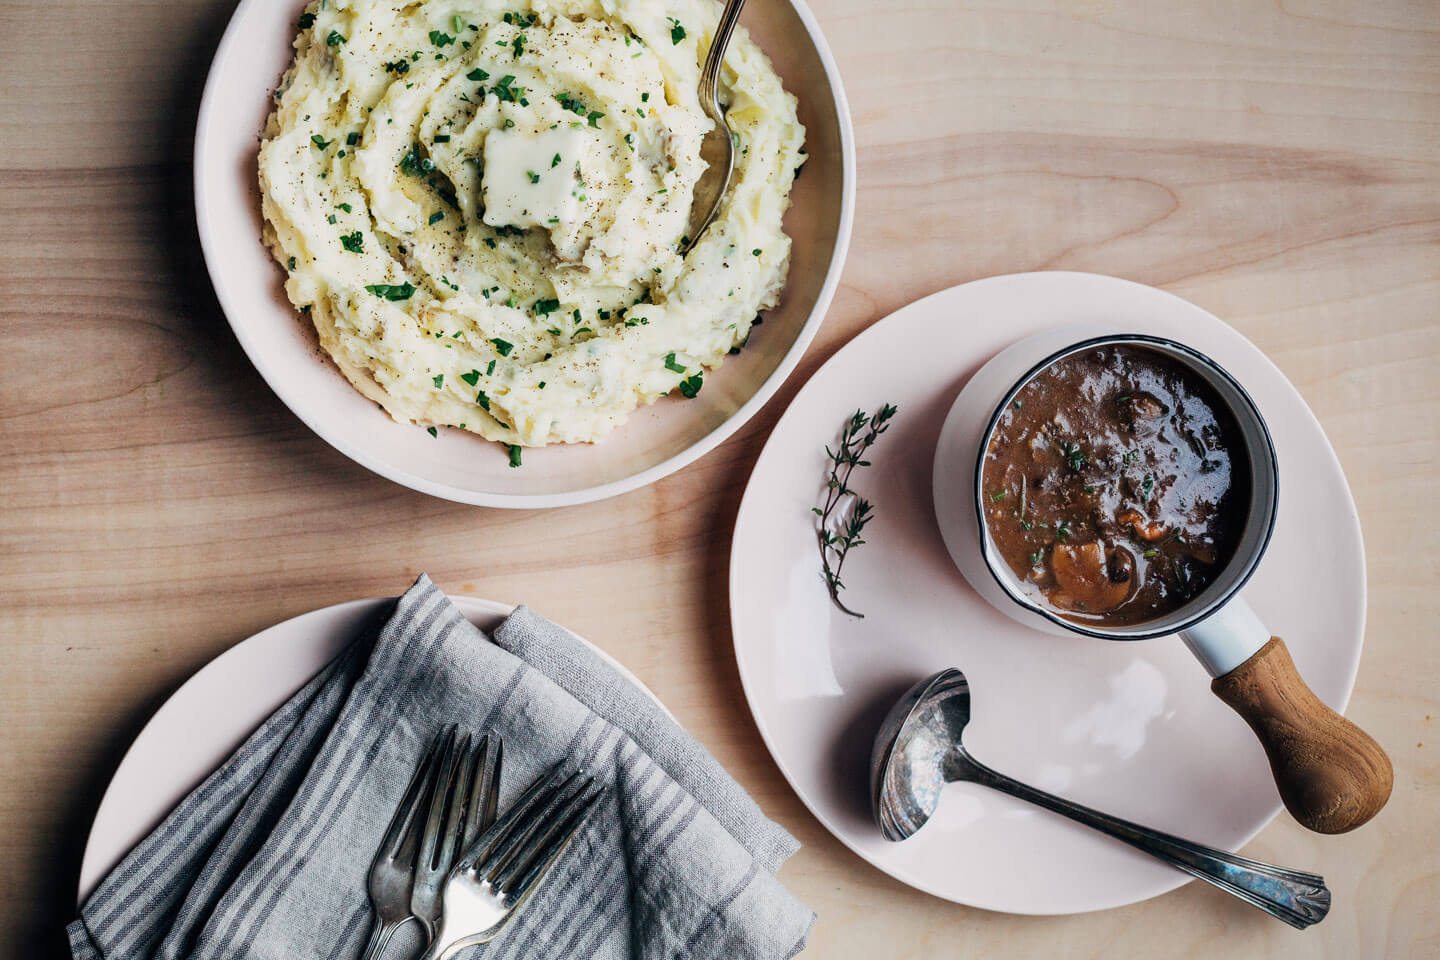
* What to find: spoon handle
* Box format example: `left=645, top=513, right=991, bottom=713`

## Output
left=957, top=754, right=1330, bottom=929
left=699, top=0, right=747, bottom=106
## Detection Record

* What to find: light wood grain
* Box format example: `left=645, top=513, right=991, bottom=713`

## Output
left=2, top=0, right=1437, bottom=957
left=1213, top=638, right=1395, bottom=835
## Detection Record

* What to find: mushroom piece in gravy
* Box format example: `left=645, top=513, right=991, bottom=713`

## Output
left=981, top=344, right=1249, bottom=627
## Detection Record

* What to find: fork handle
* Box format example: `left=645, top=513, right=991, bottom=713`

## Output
left=416, top=939, right=461, bottom=960
left=417, top=921, right=493, bottom=960
left=357, top=917, right=403, bottom=960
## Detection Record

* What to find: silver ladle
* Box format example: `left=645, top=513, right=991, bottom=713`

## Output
left=681, top=0, right=746, bottom=253
left=870, top=668, right=1332, bottom=929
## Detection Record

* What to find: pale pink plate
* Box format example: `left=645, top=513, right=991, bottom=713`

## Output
left=78, top=596, right=667, bottom=903
left=194, top=0, right=853, bottom=508
left=729, top=272, right=1366, bottom=914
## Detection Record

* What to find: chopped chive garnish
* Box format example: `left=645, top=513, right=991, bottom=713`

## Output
left=492, top=75, right=522, bottom=102
left=364, top=282, right=416, bottom=301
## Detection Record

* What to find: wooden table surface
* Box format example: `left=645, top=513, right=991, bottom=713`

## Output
left=3, top=0, right=1437, bottom=956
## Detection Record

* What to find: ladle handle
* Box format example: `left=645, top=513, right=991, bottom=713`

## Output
left=959, top=755, right=1331, bottom=929
left=1211, top=637, right=1393, bottom=834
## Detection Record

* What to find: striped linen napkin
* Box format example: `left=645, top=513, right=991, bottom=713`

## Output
left=68, top=575, right=814, bottom=959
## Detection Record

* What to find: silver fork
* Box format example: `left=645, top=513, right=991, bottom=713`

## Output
left=417, top=766, right=606, bottom=959
left=359, top=728, right=447, bottom=960
left=411, top=729, right=504, bottom=944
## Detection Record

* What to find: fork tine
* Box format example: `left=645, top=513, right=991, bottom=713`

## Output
left=436, top=732, right=474, bottom=872
left=483, top=772, right=590, bottom=885
left=374, top=728, right=446, bottom=865
left=477, top=770, right=584, bottom=880
left=455, top=763, right=571, bottom=876
left=463, top=735, right=503, bottom=849
left=497, top=781, right=605, bottom=903
left=416, top=725, right=461, bottom=872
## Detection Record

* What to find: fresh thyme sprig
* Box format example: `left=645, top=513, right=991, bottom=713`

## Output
left=813, top=403, right=898, bottom=617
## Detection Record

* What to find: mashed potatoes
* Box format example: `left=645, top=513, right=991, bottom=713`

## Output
left=259, top=0, right=804, bottom=448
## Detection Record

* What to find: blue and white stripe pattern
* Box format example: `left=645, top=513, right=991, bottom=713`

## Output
left=68, top=576, right=814, bottom=958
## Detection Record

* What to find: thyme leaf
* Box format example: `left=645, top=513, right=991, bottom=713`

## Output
left=814, top=403, right=898, bottom=618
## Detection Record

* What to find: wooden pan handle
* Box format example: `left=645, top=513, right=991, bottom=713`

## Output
left=1211, top=637, right=1392, bottom=834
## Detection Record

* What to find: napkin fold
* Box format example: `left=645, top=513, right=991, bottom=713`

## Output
left=69, top=576, right=814, bottom=959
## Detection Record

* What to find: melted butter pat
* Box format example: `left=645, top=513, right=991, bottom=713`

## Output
left=481, top=126, right=591, bottom=233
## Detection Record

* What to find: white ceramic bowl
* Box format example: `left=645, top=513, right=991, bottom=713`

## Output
left=195, top=0, right=854, bottom=508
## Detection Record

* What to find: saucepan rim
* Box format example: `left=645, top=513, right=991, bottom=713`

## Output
left=971, top=332, right=1280, bottom=641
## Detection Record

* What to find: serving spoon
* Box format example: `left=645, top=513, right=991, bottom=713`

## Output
left=681, top=0, right=747, bottom=253
left=871, top=668, right=1332, bottom=929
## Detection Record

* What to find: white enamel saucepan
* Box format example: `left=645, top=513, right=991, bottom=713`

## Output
left=934, top=325, right=1393, bottom=834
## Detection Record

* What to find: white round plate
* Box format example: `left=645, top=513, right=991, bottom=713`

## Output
left=194, top=0, right=854, bottom=508
left=78, top=596, right=667, bottom=904
left=729, top=272, right=1366, bottom=914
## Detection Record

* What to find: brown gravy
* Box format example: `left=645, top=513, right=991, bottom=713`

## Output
left=981, top=344, right=1249, bottom=627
